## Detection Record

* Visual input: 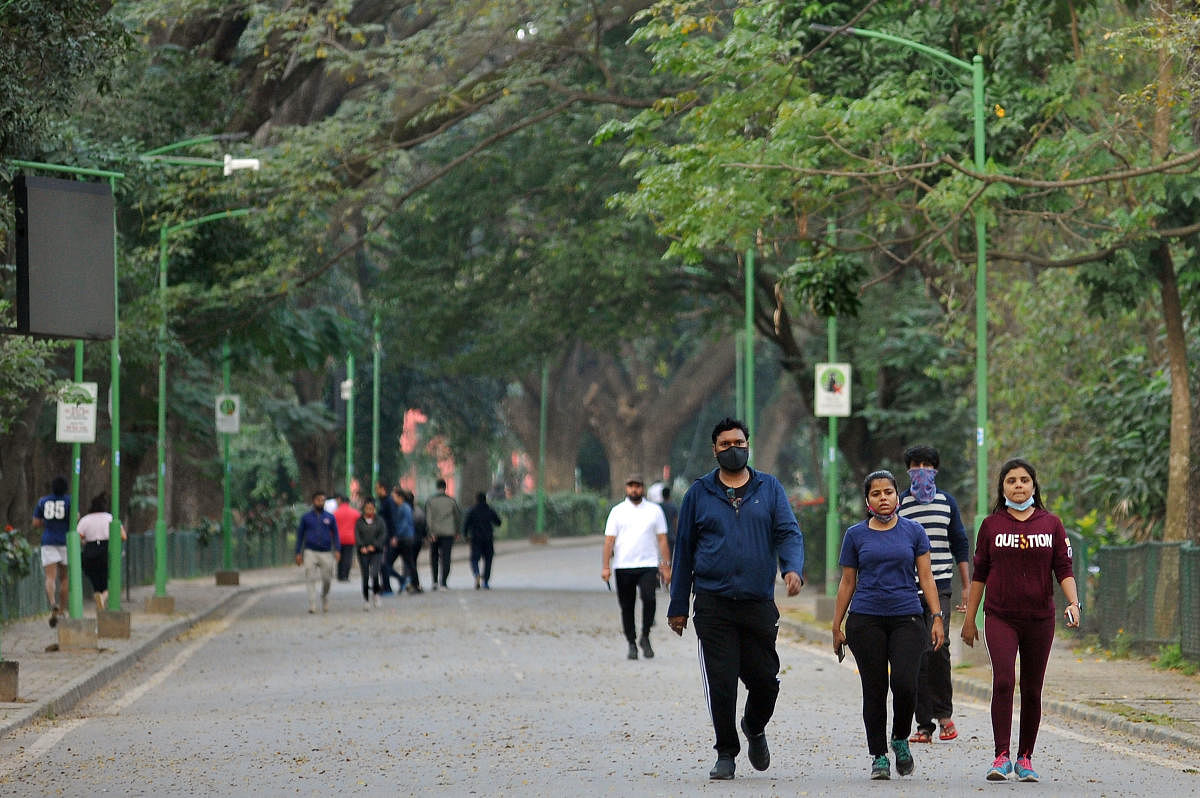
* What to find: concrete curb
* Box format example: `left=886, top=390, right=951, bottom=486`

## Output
left=781, top=617, right=1200, bottom=752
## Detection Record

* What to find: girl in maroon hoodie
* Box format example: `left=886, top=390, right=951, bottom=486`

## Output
left=961, top=458, right=1081, bottom=784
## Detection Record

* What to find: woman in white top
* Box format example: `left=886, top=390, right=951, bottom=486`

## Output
left=76, top=493, right=126, bottom=611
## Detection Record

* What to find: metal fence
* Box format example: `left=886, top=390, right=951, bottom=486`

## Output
left=0, top=525, right=295, bottom=624
left=1095, top=541, right=1184, bottom=653
left=1181, top=543, right=1200, bottom=661
left=1067, top=530, right=1088, bottom=619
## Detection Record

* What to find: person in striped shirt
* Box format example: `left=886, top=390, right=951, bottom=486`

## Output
left=898, top=445, right=969, bottom=744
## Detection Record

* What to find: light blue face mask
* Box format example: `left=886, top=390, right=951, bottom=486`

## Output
left=1005, top=495, right=1035, bottom=512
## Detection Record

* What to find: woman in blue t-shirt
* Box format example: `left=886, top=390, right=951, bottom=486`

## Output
left=832, top=470, right=945, bottom=781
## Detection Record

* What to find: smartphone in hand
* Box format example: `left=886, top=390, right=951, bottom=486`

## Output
left=836, top=643, right=846, bottom=663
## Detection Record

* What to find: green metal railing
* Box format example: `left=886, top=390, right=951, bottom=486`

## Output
left=0, top=524, right=295, bottom=623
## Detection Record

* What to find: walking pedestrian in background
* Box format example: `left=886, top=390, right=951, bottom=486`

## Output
left=897, top=445, right=969, bottom=745
left=425, top=479, right=462, bottom=589
left=33, top=476, right=71, bottom=627
left=77, top=492, right=125, bottom=612
left=658, top=485, right=679, bottom=557
left=831, top=469, right=944, bottom=780
left=402, top=489, right=425, bottom=593
left=601, top=475, right=669, bottom=660
left=962, top=457, right=1080, bottom=784
left=668, top=418, right=805, bottom=781
left=295, top=491, right=340, bottom=613
left=374, top=481, right=400, bottom=595
left=355, top=497, right=387, bottom=609
left=333, top=493, right=360, bottom=582
left=464, top=492, right=502, bottom=589
left=388, top=486, right=413, bottom=593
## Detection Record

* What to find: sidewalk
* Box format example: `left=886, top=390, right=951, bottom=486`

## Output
left=780, top=595, right=1200, bottom=751
left=2, top=539, right=1199, bottom=753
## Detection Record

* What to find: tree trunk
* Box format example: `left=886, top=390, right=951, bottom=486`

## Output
left=581, top=338, right=737, bottom=499
left=286, top=369, right=340, bottom=495
left=503, top=343, right=591, bottom=494
left=751, top=378, right=806, bottom=477
left=1155, top=242, right=1191, bottom=544
left=457, top=447, right=493, bottom=503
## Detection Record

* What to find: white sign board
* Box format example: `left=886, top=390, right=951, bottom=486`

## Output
left=215, top=394, right=241, bottom=434
left=814, top=363, right=851, bottom=417
left=56, top=382, right=98, bottom=443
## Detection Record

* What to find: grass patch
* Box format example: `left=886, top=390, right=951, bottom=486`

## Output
left=1072, top=631, right=1137, bottom=661
left=1153, top=644, right=1200, bottom=676
left=1088, top=701, right=1177, bottom=726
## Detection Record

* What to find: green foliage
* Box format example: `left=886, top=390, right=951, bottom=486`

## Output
left=0, top=1, right=131, bottom=156
left=0, top=524, right=34, bottom=580
left=491, top=492, right=610, bottom=540
left=0, top=304, right=70, bottom=435
left=242, top=499, right=303, bottom=541
left=987, top=268, right=1160, bottom=517
left=1078, top=352, right=1170, bottom=529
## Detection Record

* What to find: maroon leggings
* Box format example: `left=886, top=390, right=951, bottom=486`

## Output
left=985, top=614, right=1055, bottom=758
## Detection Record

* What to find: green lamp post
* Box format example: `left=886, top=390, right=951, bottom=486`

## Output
left=811, top=23, right=990, bottom=527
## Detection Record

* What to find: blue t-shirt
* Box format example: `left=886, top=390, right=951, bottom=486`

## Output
left=34, top=493, right=71, bottom=546
left=839, top=516, right=930, bottom=616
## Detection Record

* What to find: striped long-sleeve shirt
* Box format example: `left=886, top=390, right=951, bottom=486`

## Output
left=898, top=489, right=968, bottom=593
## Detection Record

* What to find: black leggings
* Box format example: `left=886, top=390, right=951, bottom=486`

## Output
left=614, top=567, right=657, bottom=643
left=82, top=540, right=109, bottom=593
left=357, top=550, right=382, bottom=599
left=845, top=611, right=927, bottom=756
left=985, top=614, right=1055, bottom=758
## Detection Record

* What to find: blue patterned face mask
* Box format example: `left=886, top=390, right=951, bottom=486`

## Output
left=908, top=467, right=937, bottom=504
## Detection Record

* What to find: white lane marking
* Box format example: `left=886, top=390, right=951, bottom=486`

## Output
left=15, top=717, right=86, bottom=765
left=0, top=591, right=267, bottom=779
left=487, top=629, right=523, bottom=681
left=109, top=592, right=265, bottom=713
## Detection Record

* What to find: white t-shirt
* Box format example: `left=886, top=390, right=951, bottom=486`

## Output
left=78, top=512, right=112, bottom=543
left=604, top=499, right=667, bottom=569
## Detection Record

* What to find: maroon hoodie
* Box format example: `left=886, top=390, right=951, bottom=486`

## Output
left=972, top=507, right=1074, bottom=620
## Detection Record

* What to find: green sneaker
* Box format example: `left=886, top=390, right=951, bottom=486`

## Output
left=870, top=754, right=890, bottom=780
left=891, top=738, right=914, bottom=776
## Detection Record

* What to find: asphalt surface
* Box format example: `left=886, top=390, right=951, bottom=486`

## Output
left=0, top=536, right=1196, bottom=796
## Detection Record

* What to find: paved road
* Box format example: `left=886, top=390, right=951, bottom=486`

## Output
left=0, top=542, right=1196, bottom=796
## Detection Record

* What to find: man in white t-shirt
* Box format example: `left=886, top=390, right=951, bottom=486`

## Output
left=601, top=474, right=671, bottom=660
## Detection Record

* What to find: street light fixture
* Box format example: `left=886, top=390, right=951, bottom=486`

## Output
left=153, top=207, right=254, bottom=608
left=810, top=23, right=990, bottom=527
left=141, top=136, right=262, bottom=608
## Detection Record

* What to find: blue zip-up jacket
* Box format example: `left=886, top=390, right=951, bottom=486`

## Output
left=394, top=500, right=414, bottom=540
left=668, top=467, right=805, bottom=617
left=295, top=509, right=340, bottom=554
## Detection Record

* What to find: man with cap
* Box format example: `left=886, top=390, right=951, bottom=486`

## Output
left=601, top=473, right=671, bottom=660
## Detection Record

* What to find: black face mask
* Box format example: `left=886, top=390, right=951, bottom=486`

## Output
left=716, top=446, right=749, bottom=472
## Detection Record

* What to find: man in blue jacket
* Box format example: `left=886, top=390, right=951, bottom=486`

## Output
left=295, top=490, right=340, bottom=613
left=668, top=417, right=805, bottom=781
